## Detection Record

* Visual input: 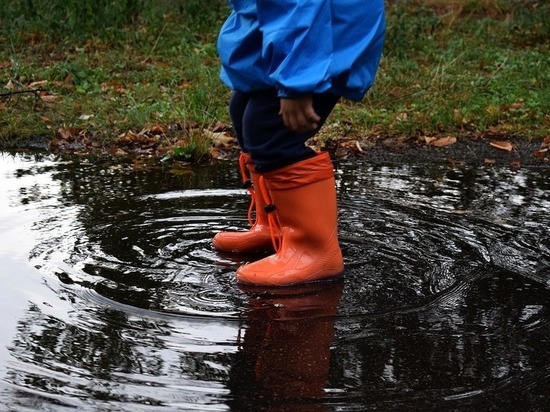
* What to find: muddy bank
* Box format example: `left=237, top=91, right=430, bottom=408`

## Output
left=352, top=136, right=549, bottom=169
left=4, top=133, right=549, bottom=170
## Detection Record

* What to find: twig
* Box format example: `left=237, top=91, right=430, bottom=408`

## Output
left=0, top=88, right=43, bottom=98
left=141, top=23, right=168, bottom=64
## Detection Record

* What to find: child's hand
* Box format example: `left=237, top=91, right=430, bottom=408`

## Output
left=279, top=95, right=321, bottom=134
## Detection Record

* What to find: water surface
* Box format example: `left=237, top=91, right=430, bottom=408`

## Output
left=0, top=152, right=548, bottom=411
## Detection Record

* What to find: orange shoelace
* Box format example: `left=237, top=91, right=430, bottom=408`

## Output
left=258, top=175, right=282, bottom=252
left=238, top=153, right=255, bottom=226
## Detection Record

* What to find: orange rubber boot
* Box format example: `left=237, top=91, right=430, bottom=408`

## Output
left=213, top=153, right=274, bottom=253
left=236, top=152, right=344, bottom=286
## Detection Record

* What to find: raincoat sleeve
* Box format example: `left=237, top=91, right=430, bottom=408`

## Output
left=256, top=0, right=334, bottom=98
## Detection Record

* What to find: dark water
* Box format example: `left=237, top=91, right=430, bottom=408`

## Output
left=0, top=152, right=548, bottom=411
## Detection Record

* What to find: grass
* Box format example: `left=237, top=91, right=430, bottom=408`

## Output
left=358, top=0, right=549, bottom=140
left=0, top=0, right=548, bottom=160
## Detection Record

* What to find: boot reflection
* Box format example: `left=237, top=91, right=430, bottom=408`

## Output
left=229, top=281, right=343, bottom=411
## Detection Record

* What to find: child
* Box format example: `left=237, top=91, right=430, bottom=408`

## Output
left=213, top=0, right=385, bottom=286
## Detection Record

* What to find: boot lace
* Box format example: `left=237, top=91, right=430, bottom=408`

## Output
left=258, top=175, right=282, bottom=252
left=239, top=153, right=255, bottom=226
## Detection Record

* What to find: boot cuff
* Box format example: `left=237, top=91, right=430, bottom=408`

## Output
left=262, top=152, right=334, bottom=190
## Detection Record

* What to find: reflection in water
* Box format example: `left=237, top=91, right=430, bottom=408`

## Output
left=0, top=152, right=548, bottom=410
left=230, top=282, right=343, bottom=412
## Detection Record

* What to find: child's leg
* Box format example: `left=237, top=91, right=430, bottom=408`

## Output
left=212, top=91, right=276, bottom=253
left=241, top=89, right=340, bottom=172
left=229, top=91, right=251, bottom=152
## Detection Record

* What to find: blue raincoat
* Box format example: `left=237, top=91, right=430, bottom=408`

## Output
left=217, top=0, right=385, bottom=101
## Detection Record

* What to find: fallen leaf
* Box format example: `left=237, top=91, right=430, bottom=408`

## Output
left=508, top=102, right=524, bottom=110
left=431, top=136, right=457, bottom=147
left=490, top=141, right=515, bottom=152
left=484, top=158, right=496, bottom=166
left=421, top=136, right=437, bottom=145
left=209, top=147, right=221, bottom=159
left=533, top=149, right=548, bottom=160
left=39, top=92, right=61, bottom=102
left=339, top=140, right=364, bottom=154
left=101, top=81, right=126, bottom=94
left=118, top=130, right=140, bottom=142
left=58, top=128, right=80, bottom=140
left=212, top=121, right=231, bottom=133
left=29, top=80, right=48, bottom=88
left=148, top=124, right=167, bottom=133
left=78, top=114, right=94, bottom=120
left=209, top=131, right=235, bottom=147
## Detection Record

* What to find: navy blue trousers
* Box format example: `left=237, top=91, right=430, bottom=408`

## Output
left=229, top=89, right=340, bottom=172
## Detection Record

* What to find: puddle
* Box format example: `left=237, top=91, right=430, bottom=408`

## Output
left=0, top=152, right=548, bottom=410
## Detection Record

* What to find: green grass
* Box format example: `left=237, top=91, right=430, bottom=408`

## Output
left=1, top=0, right=548, bottom=159
left=337, top=0, right=549, bottom=142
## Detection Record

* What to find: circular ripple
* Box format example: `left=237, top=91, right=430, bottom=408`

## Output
left=6, top=155, right=550, bottom=410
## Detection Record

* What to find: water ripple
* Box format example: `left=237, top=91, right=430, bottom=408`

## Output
left=1, top=153, right=548, bottom=410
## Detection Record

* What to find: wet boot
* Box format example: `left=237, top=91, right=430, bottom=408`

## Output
left=237, top=152, right=344, bottom=286
left=213, top=153, right=275, bottom=253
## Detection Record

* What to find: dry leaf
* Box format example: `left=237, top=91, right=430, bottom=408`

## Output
left=209, top=131, right=235, bottom=147
left=101, top=81, right=126, bottom=94
left=118, top=130, right=139, bottom=142
left=212, top=121, right=231, bottom=133
left=339, top=140, right=364, bottom=154
left=422, top=136, right=437, bottom=145
left=490, top=141, right=515, bottom=152
left=78, top=114, right=94, bottom=120
left=39, top=92, right=61, bottom=102
left=508, top=102, right=524, bottom=110
left=484, top=158, right=496, bottom=166
left=533, top=149, right=548, bottom=160
left=147, top=124, right=168, bottom=134
left=29, top=80, right=48, bottom=88
left=58, top=128, right=80, bottom=140
left=431, top=136, right=457, bottom=147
